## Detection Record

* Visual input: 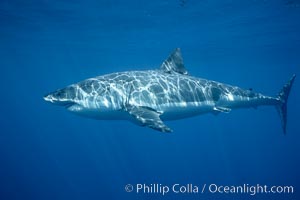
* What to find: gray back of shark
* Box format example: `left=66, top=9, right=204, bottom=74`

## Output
left=44, top=48, right=295, bottom=133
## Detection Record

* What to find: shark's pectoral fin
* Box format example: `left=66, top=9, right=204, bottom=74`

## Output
left=127, top=106, right=172, bottom=133
left=213, top=106, right=231, bottom=113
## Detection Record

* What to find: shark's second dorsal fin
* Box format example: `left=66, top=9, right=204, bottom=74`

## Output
left=160, top=48, right=188, bottom=75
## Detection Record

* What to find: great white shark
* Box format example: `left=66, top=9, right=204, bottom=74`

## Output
left=44, top=48, right=295, bottom=133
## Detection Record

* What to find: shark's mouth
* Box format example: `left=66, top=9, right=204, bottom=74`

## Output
left=43, top=94, right=77, bottom=108
left=64, top=102, right=76, bottom=108
left=66, top=103, right=84, bottom=112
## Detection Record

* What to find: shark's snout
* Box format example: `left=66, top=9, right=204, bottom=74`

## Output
left=43, top=94, right=54, bottom=103
left=43, top=88, right=76, bottom=106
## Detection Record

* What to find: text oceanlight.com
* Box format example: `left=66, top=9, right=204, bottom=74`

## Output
left=124, top=183, right=294, bottom=196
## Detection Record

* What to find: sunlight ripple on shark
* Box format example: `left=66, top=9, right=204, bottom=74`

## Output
left=44, top=48, right=295, bottom=133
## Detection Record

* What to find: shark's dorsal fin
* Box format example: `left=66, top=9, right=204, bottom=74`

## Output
left=160, top=48, right=188, bottom=75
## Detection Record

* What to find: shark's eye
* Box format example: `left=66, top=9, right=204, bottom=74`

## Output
left=56, top=91, right=63, bottom=97
left=55, top=90, right=67, bottom=99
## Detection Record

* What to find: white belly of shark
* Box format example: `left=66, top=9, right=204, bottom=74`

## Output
left=44, top=48, right=296, bottom=133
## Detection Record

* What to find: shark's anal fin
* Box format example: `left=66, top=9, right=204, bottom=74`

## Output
left=127, top=106, right=172, bottom=133
left=213, top=106, right=231, bottom=113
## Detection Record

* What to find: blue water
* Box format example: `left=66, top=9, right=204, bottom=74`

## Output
left=1, top=0, right=299, bottom=199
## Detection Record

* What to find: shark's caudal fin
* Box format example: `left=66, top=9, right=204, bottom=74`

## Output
left=276, top=74, right=296, bottom=134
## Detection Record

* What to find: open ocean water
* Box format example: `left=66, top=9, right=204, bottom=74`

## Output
left=0, top=0, right=299, bottom=199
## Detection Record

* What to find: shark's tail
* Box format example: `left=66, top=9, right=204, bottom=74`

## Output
left=276, top=74, right=296, bottom=134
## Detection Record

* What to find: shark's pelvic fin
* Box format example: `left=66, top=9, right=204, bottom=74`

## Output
left=127, top=106, right=172, bottom=133
left=276, top=74, right=296, bottom=134
left=213, top=106, right=231, bottom=113
left=160, top=48, right=188, bottom=75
